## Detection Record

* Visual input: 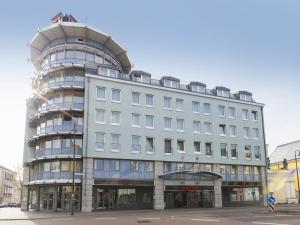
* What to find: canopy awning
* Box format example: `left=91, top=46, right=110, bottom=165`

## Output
left=159, top=170, right=222, bottom=180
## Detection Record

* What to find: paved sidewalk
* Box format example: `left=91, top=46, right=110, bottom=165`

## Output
left=1, top=205, right=300, bottom=221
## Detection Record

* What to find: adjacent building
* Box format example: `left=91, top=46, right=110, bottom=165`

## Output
left=0, top=165, right=21, bottom=206
left=22, top=13, right=268, bottom=212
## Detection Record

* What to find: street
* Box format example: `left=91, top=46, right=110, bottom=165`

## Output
left=1, top=207, right=300, bottom=225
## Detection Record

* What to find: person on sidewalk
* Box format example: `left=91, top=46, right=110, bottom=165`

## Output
left=267, top=192, right=276, bottom=213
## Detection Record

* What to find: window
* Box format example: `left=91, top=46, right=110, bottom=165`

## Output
left=176, top=99, right=184, bottom=111
left=204, top=164, right=212, bottom=172
left=96, top=109, right=105, bottom=124
left=109, top=69, right=118, bottom=78
left=111, top=89, right=121, bottom=102
left=111, top=111, right=121, bottom=125
left=219, top=124, right=226, bottom=136
left=164, top=97, right=172, bottom=109
left=176, top=119, right=184, bottom=132
left=229, top=107, right=235, bottom=118
left=145, top=115, right=154, bottom=128
left=231, top=144, right=238, bottom=158
left=194, top=141, right=201, bottom=153
left=51, top=161, right=60, bottom=172
left=254, top=146, right=261, bottom=160
left=192, top=101, right=200, bottom=113
left=204, top=122, right=212, bottom=134
left=218, top=105, right=225, bottom=117
left=111, top=160, right=120, bottom=171
left=111, top=134, right=120, bottom=151
left=45, top=140, right=52, bottom=149
left=245, top=145, right=251, bottom=159
left=254, top=166, right=260, bottom=175
left=253, top=128, right=259, bottom=139
left=131, top=135, right=141, bottom=152
left=164, top=139, right=172, bottom=154
left=191, top=84, right=205, bottom=93
left=252, top=111, right=258, bottom=121
left=203, top=103, right=211, bottom=114
left=164, top=117, right=172, bottom=130
left=132, top=92, right=140, bottom=105
left=95, top=132, right=105, bottom=151
left=243, top=127, right=250, bottom=138
left=98, top=67, right=109, bottom=76
left=217, top=89, right=230, bottom=97
left=240, top=94, right=252, bottom=101
left=131, top=113, right=141, bottom=127
left=44, top=162, right=50, bottom=172
left=130, top=161, right=139, bottom=171
left=230, top=125, right=236, bottom=137
left=205, top=143, right=212, bottom=156
left=145, top=94, right=154, bottom=107
left=96, top=86, right=106, bottom=100
left=164, top=162, right=172, bottom=172
left=52, top=139, right=61, bottom=148
left=146, top=137, right=154, bottom=153
left=177, top=163, right=185, bottom=171
left=95, top=54, right=103, bottom=64
left=177, top=140, right=185, bottom=152
left=231, top=165, right=237, bottom=175
left=145, top=162, right=154, bottom=172
left=242, top=109, right=249, bottom=120
left=220, top=165, right=226, bottom=174
left=220, top=143, right=227, bottom=157
left=193, top=121, right=201, bottom=133
left=164, top=79, right=179, bottom=88
left=244, top=166, right=250, bottom=175
left=94, top=159, right=104, bottom=170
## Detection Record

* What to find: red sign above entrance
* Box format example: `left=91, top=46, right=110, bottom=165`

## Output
left=165, top=186, right=214, bottom=191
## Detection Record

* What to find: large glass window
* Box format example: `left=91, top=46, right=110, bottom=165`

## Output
left=205, top=143, right=212, bottom=156
left=51, top=161, right=60, bottom=172
left=94, top=159, right=104, bottom=170
left=145, top=94, right=154, bottom=107
left=111, top=160, right=120, bottom=171
left=111, top=111, right=121, bottom=125
left=245, top=145, right=252, bottom=159
left=164, top=97, right=172, bottom=109
left=218, top=105, right=225, bottom=117
left=131, top=135, right=141, bottom=152
left=164, top=139, right=172, bottom=154
left=176, top=119, right=184, bottom=132
left=231, top=144, right=238, bottom=158
left=220, top=143, right=227, bottom=158
left=177, top=140, right=185, bottom=152
left=164, top=117, right=172, bottom=130
left=194, top=141, right=201, bottom=153
left=203, top=103, right=211, bottom=114
left=192, top=101, right=200, bottom=113
left=111, top=89, right=121, bottom=102
left=193, top=121, right=201, bottom=133
left=145, top=162, right=154, bottom=172
left=145, top=115, right=154, bottom=128
left=131, top=113, right=141, bottom=127
left=111, top=133, right=120, bottom=151
left=96, top=86, right=106, bottom=100
left=132, top=92, right=140, bottom=105
left=146, top=137, right=154, bottom=153
left=175, top=99, right=184, bottom=111
left=219, top=124, right=226, bottom=136
left=130, top=161, right=139, bottom=171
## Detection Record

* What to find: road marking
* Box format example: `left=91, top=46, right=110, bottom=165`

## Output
left=253, top=222, right=290, bottom=225
left=191, top=218, right=220, bottom=222
left=95, top=217, right=118, bottom=220
left=138, top=217, right=161, bottom=220
left=52, top=218, right=73, bottom=221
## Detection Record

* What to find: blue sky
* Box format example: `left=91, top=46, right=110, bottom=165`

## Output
left=0, top=0, right=300, bottom=169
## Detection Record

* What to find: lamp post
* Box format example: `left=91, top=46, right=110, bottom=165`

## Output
left=295, top=149, right=300, bottom=204
left=71, top=122, right=77, bottom=216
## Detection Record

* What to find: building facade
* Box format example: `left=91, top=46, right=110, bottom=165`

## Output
left=0, top=165, right=21, bottom=206
left=22, top=13, right=268, bottom=212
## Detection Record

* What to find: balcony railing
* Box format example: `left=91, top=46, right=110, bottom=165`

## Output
left=35, top=148, right=82, bottom=158
left=38, top=102, right=84, bottom=112
left=94, top=170, right=154, bottom=180
left=43, top=80, right=85, bottom=90
left=31, top=172, right=81, bottom=181
left=36, top=124, right=83, bottom=136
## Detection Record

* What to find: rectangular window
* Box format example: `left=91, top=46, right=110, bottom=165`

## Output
left=111, top=111, right=121, bottom=125
left=96, top=86, right=106, bottom=100
left=218, top=105, right=225, bottom=117
left=111, top=134, right=120, bottom=151
left=203, top=103, right=211, bottom=114
left=145, top=94, right=154, bottom=107
left=176, top=99, right=184, bottom=111
left=131, top=135, right=141, bottom=152
left=244, top=166, right=250, bottom=175
left=111, top=89, right=121, bottom=102
left=146, top=137, right=154, bottom=153
left=130, top=161, right=139, bottom=171
left=177, top=163, right=185, bottom=171
left=217, top=89, right=230, bottom=97
left=145, top=161, right=154, bottom=172
left=205, top=143, right=212, bottom=156
left=164, top=162, right=172, bottom=173
left=204, top=122, right=212, bottom=134
left=52, top=139, right=61, bottom=148
left=94, top=159, right=104, bottom=170
left=231, top=144, right=238, bottom=158
left=204, top=164, right=212, bottom=172
left=192, top=101, right=200, bottom=113
left=145, top=115, right=154, bottom=128
left=164, top=139, right=172, bottom=154
left=220, top=143, right=227, bottom=158
left=253, top=128, right=259, bottom=139
left=98, top=67, right=109, bottom=76
left=252, top=110, right=258, bottom=121
left=242, top=109, right=249, bottom=120
left=193, top=121, right=201, bottom=133
left=229, top=107, right=235, bottom=118
left=194, top=141, right=201, bottom=153
left=231, top=165, right=237, bottom=175
left=51, top=161, right=60, bottom=172
left=254, top=166, right=260, bottom=175
left=245, top=145, right=251, bottom=159
left=95, top=132, right=105, bottom=151
left=243, top=127, right=250, bottom=138
left=132, top=92, right=140, bottom=105
left=96, top=109, right=105, bottom=124
left=176, top=119, right=184, bottom=132
left=230, top=125, right=237, bottom=137
left=131, top=113, right=141, bottom=127
left=254, top=146, right=261, bottom=160
left=219, top=165, right=226, bottom=174
left=164, top=117, right=172, bottom=130
left=177, top=140, right=185, bottom=152
left=164, top=97, right=172, bottom=109
left=111, top=160, right=120, bottom=171
left=219, top=124, right=226, bottom=136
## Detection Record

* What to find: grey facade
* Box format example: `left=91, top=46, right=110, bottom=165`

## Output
left=22, top=13, right=268, bottom=212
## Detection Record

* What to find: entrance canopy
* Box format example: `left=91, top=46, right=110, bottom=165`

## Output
left=159, top=170, right=222, bottom=181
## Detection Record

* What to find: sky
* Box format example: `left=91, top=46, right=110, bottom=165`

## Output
left=0, top=0, right=300, bottom=170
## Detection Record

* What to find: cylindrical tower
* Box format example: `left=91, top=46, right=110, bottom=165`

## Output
left=22, top=12, right=131, bottom=212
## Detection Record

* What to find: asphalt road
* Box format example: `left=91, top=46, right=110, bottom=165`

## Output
left=1, top=208, right=300, bottom=225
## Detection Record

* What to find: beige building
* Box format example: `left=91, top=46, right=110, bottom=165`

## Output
left=0, top=165, right=21, bottom=205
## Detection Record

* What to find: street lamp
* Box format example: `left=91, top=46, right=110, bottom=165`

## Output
left=71, top=122, right=77, bottom=216
left=295, top=149, right=300, bottom=204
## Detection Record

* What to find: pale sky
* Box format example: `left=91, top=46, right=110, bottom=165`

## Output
left=0, top=0, right=300, bottom=170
